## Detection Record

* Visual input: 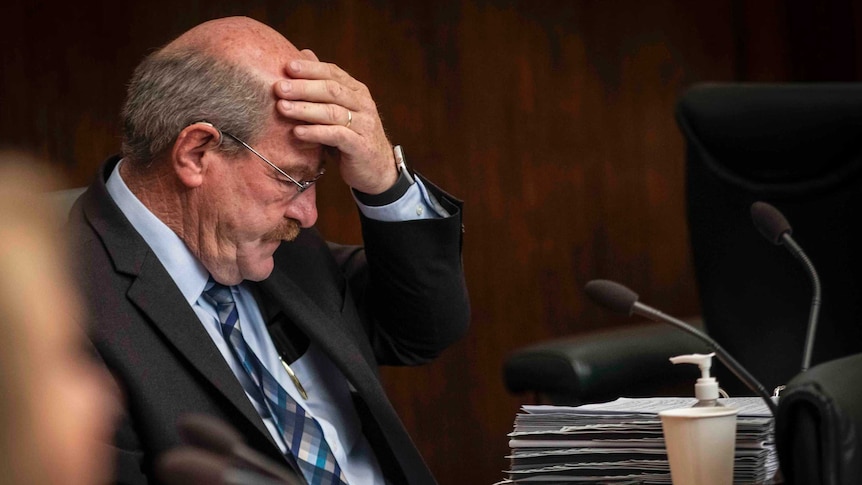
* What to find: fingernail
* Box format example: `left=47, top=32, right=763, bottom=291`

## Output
left=290, top=61, right=301, bottom=72
left=294, top=126, right=307, bottom=136
left=280, top=100, right=292, bottom=111
left=279, top=81, right=291, bottom=93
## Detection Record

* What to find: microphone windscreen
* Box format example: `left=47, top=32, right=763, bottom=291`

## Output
left=751, top=201, right=792, bottom=245
left=178, top=414, right=242, bottom=455
left=584, top=280, right=639, bottom=315
left=156, top=448, right=227, bottom=485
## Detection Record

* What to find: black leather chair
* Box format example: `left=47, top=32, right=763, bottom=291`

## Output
left=503, top=83, right=862, bottom=403
left=776, top=353, right=862, bottom=485
left=503, top=319, right=708, bottom=404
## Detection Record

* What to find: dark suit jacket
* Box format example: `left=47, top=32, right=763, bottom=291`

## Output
left=68, top=156, right=470, bottom=485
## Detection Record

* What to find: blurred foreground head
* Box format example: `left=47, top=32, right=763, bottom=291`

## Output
left=0, top=151, right=118, bottom=485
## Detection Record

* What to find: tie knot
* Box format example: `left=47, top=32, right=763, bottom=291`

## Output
left=203, top=279, right=235, bottom=306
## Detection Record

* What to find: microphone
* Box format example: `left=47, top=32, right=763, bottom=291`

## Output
left=177, top=414, right=302, bottom=485
left=156, top=447, right=288, bottom=485
left=750, top=201, right=821, bottom=373
left=584, top=279, right=778, bottom=416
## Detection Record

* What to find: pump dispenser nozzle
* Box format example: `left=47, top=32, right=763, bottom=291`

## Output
left=670, top=352, right=721, bottom=406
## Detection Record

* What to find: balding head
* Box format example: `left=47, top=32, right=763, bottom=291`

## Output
left=167, top=17, right=302, bottom=83
left=121, top=17, right=299, bottom=167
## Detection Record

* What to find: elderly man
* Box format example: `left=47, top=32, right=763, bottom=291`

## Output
left=68, top=16, right=469, bottom=485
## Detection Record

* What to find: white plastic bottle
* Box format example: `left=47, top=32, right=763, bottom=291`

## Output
left=669, top=352, right=722, bottom=407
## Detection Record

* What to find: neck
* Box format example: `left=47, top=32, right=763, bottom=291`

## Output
left=121, top=159, right=198, bottom=249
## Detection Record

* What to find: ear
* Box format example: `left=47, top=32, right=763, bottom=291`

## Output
left=171, top=122, right=222, bottom=188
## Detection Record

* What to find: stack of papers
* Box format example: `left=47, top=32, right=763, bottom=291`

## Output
left=499, top=397, right=779, bottom=484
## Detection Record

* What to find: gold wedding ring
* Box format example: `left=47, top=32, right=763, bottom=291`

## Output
left=345, top=109, right=353, bottom=128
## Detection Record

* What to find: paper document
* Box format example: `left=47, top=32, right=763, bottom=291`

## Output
left=503, top=397, right=778, bottom=485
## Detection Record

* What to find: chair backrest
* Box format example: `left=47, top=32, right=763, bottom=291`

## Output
left=776, top=352, right=862, bottom=485
left=677, top=83, right=862, bottom=394
left=48, top=187, right=86, bottom=221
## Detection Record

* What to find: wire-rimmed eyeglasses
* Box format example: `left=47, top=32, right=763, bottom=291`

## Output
left=218, top=129, right=325, bottom=194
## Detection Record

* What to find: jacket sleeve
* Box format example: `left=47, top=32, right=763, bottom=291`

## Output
left=330, top=176, right=470, bottom=366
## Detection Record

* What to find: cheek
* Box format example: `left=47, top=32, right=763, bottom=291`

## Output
left=230, top=189, right=288, bottom=232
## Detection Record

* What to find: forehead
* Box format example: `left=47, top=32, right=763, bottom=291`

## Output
left=211, top=22, right=301, bottom=84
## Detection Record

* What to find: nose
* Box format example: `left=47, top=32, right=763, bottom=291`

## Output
left=285, top=186, right=318, bottom=228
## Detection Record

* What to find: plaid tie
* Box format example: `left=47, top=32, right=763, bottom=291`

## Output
left=202, top=280, right=348, bottom=485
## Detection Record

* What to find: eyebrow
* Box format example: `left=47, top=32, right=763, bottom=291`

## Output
left=280, top=155, right=325, bottom=181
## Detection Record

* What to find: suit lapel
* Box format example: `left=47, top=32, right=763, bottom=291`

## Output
left=259, top=267, right=380, bottom=394
left=259, top=262, right=433, bottom=484
left=82, top=158, right=275, bottom=447
left=126, top=254, right=272, bottom=442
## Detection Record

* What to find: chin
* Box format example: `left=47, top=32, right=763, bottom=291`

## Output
left=244, top=270, right=274, bottom=282
left=241, top=258, right=276, bottom=282
left=228, top=241, right=281, bottom=283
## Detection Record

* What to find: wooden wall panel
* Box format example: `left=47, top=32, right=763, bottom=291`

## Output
left=2, top=1, right=859, bottom=483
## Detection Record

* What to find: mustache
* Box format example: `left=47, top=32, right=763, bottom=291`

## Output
left=264, top=219, right=301, bottom=242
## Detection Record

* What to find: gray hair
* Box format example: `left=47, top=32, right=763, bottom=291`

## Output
left=121, top=47, right=270, bottom=166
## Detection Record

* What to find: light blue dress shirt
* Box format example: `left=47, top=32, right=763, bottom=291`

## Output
left=106, top=160, right=444, bottom=484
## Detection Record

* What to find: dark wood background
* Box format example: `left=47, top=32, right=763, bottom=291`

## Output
left=3, top=1, right=860, bottom=483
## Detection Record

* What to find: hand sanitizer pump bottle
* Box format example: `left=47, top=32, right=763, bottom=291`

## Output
left=660, top=353, right=739, bottom=485
left=670, top=352, right=722, bottom=407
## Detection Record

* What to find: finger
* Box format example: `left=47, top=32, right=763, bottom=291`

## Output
left=277, top=100, right=355, bottom=128
left=299, top=48, right=319, bottom=62
left=293, top=124, right=360, bottom=152
left=277, top=78, right=363, bottom=110
left=286, top=59, right=364, bottom=91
